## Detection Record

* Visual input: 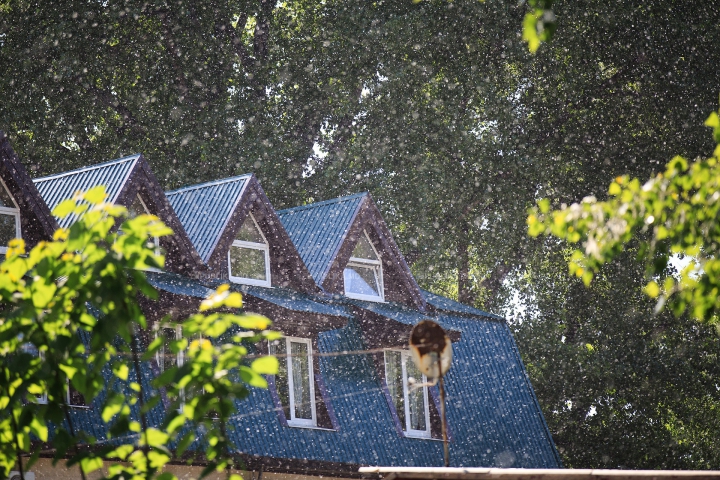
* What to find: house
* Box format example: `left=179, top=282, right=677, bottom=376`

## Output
left=0, top=132, right=562, bottom=480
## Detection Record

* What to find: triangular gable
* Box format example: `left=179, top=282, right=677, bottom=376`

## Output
left=0, top=131, right=57, bottom=248
left=167, top=175, right=318, bottom=293
left=33, top=154, right=206, bottom=276
left=278, top=193, right=426, bottom=310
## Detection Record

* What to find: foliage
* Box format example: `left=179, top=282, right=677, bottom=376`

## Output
left=0, top=187, right=278, bottom=480
left=513, top=246, right=720, bottom=469
left=528, top=107, right=720, bottom=326
left=522, top=0, right=556, bottom=53
left=3, top=0, right=720, bottom=469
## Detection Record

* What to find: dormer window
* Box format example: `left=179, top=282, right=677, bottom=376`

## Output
left=344, top=231, right=383, bottom=302
left=228, top=213, right=271, bottom=287
left=0, top=177, right=20, bottom=254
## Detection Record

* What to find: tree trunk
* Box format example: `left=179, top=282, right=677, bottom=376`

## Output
left=458, top=226, right=472, bottom=305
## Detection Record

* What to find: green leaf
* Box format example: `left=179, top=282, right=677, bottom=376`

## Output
left=83, top=185, right=108, bottom=205
left=175, top=431, right=196, bottom=457
left=644, top=281, right=661, bottom=298
left=80, top=456, right=103, bottom=474
left=52, top=199, right=77, bottom=218
left=113, top=363, right=129, bottom=381
left=537, top=198, right=551, bottom=214
left=240, top=366, right=268, bottom=388
left=251, top=355, right=279, bottom=375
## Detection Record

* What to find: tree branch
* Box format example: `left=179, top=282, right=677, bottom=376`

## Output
left=223, top=13, right=255, bottom=71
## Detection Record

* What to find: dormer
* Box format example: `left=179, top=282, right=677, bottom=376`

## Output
left=228, top=213, right=271, bottom=287
left=277, top=193, right=425, bottom=310
left=166, top=175, right=318, bottom=293
left=0, top=132, right=57, bottom=251
left=32, top=154, right=205, bottom=276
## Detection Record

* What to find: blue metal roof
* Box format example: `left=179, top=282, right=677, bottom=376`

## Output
left=276, top=193, right=366, bottom=285
left=166, top=175, right=252, bottom=263
left=421, top=289, right=504, bottom=320
left=145, top=271, right=215, bottom=299
left=207, top=280, right=352, bottom=318
left=61, top=298, right=560, bottom=470
left=33, top=155, right=139, bottom=228
left=219, top=315, right=561, bottom=468
left=341, top=297, right=430, bottom=325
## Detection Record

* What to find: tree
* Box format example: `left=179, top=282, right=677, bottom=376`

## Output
left=0, top=187, right=278, bottom=480
left=5, top=0, right=720, bottom=469
left=529, top=107, right=720, bottom=326
left=523, top=107, right=720, bottom=467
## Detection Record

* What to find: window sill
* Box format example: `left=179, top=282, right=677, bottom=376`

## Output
left=344, top=292, right=385, bottom=303
left=286, top=424, right=336, bottom=432
left=403, top=433, right=443, bottom=441
left=229, top=277, right=272, bottom=288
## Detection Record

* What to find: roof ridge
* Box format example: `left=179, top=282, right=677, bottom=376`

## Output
left=166, top=173, right=253, bottom=196
left=33, top=154, right=141, bottom=183
left=276, top=192, right=368, bottom=215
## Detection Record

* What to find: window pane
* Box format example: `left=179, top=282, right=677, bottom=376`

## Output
left=406, top=358, right=427, bottom=431
left=290, top=341, right=313, bottom=420
left=68, top=384, right=86, bottom=406
left=0, top=213, right=17, bottom=246
left=158, top=327, right=178, bottom=372
left=269, top=340, right=291, bottom=420
left=236, top=215, right=265, bottom=243
left=351, top=234, right=378, bottom=261
left=229, top=245, right=267, bottom=281
left=385, top=351, right=405, bottom=427
left=344, top=264, right=380, bottom=297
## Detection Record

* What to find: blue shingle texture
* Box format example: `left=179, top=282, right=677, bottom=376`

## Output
left=166, top=175, right=252, bottom=263
left=33, top=155, right=139, bottom=228
left=276, top=193, right=366, bottom=285
left=219, top=315, right=561, bottom=468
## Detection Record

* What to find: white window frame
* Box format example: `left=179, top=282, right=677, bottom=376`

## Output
left=271, top=336, right=317, bottom=428
left=343, top=231, right=384, bottom=302
left=65, top=378, right=89, bottom=408
left=155, top=325, right=184, bottom=373
left=227, top=213, right=271, bottom=287
left=384, top=349, right=431, bottom=438
left=0, top=177, right=21, bottom=254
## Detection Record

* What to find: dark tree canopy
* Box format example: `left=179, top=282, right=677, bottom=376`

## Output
left=2, top=0, right=720, bottom=469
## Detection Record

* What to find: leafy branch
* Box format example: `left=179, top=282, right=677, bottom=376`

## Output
left=528, top=105, right=720, bottom=326
left=0, top=187, right=278, bottom=480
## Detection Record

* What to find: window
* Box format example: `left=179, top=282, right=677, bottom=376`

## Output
left=344, top=231, right=383, bottom=302
left=268, top=337, right=316, bottom=427
left=127, top=194, right=161, bottom=259
left=384, top=349, right=431, bottom=438
left=66, top=380, right=86, bottom=407
left=156, top=326, right=204, bottom=405
left=0, top=177, right=21, bottom=254
left=156, top=326, right=182, bottom=374
left=228, top=213, right=271, bottom=287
